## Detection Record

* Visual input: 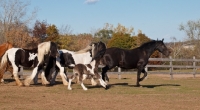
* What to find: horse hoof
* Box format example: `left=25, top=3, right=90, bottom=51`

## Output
left=105, top=85, right=109, bottom=90
left=16, top=83, right=23, bottom=86
left=135, top=84, right=141, bottom=87
left=63, top=83, right=68, bottom=86
left=18, top=84, right=23, bottom=87
left=83, top=88, right=88, bottom=91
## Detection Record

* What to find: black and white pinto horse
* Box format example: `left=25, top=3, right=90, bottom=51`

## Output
left=0, top=41, right=59, bottom=86
left=1, top=48, right=37, bottom=86
left=24, top=41, right=59, bottom=86
left=99, top=39, right=170, bottom=87
left=49, top=41, right=107, bottom=86
left=62, top=42, right=108, bottom=90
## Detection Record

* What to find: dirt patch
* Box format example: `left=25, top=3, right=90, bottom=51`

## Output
left=1, top=73, right=200, bottom=110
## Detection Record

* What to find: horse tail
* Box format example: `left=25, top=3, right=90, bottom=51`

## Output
left=37, top=41, right=51, bottom=63
left=1, top=50, right=8, bottom=67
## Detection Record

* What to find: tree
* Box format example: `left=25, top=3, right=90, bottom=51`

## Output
left=179, top=19, right=200, bottom=58
left=94, top=29, right=113, bottom=44
left=58, top=24, right=73, bottom=35
left=71, top=33, right=93, bottom=51
left=136, top=33, right=151, bottom=47
left=107, top=33, right=133, bottom=49
left=103, top=23, right=134, bottom=35
left=0, top=0, right=37, bottom=43
left=180, top=20, right=200, bottom=41
left=56, top=34, right=73, bottom=49
left=105, top=23, right=134, bottom=49
left=32, top=20, right=47, bottom=42
left=5, top=23, right=39, bottom=48
left=45, top=24, right=59, bottom=42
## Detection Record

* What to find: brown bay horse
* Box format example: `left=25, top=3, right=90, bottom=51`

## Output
left=0, top=42, right=13, bottom=84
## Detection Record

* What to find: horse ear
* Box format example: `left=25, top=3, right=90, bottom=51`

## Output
left=162, top=38, right=164, bottom=41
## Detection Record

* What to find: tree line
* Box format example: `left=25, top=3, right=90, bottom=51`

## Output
left=1, top=0, right=200, bottom=62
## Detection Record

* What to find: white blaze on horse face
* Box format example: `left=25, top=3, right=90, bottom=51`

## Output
left=29, top=53, right=37, bottom=61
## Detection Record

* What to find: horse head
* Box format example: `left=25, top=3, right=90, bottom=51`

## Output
left=50, top=42, right=60, bottom=58
left=156, top=39, right=170, bottom=56
left=91, top=41, right=106, bottom=61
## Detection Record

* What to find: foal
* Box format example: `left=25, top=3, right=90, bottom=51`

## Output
left=68, top=44, right=108, bottom=90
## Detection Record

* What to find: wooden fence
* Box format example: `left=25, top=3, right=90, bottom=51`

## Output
left=113, top=56, right=200, bottom=79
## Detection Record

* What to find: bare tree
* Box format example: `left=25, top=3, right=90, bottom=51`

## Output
left=180, top=19, right=200, bottom=58
left=180, top=20, right=200, bottom=41
left=0, top=0, right=37, bottom=44
left=58, top=24, right=73, bottom=35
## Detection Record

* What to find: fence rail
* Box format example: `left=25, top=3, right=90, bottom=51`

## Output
left=113, top=56, right=200, bottom=79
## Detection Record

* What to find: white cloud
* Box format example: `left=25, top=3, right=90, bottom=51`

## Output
left=84, top=0, right=99, bottom=4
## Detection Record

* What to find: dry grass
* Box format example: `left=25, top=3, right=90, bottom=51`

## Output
left=1, top=73, right=200, bottom=110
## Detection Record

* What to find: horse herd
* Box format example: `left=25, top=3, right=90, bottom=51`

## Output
left=0, top=39, right=170, bottom=90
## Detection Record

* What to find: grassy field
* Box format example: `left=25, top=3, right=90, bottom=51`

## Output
left=0, top=73, right=200, bottom=110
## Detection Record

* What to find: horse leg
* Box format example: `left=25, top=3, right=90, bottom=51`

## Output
left=0, top=65, right=6, bottom=83
left=136, top=60, right=146, bottom=87
left=139, top=68, right=147, bottom=82
left=47, top=66, right=56, bottom=82
left=24, top=66, right=38, bottom=86
left=56, top=61, right=68, bottom=85
left=0, top=68, right=5, bottom=83
left=41, top=71, right=50, bottom=85
left=0, top=62, right=9, bottom=83
left=68, top=74, right=75, bottom=90
left=80, top=74, right=88, bottom=90
left=102, top=66, right=109, bottom=82
left=18, top=67, right=23, bottom=79
left=33, top=71, right=40, bottom=84
left=50, top=70, right=57, bottom=85
left=95, top=72, right=108, bottom=89
left=136, top=69, right=142, bottom=87
left=91, top=77, right=97, bottom=86
left=59, top=70, right=68, bottom=85
left=13, top=66, right=23, bottom=86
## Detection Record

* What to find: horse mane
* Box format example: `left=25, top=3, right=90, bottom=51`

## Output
left=139, top=40, right=157, bottom=48
left=37, top=41, right=51, bottom=63
left=74, top=45, right=92, bottom=54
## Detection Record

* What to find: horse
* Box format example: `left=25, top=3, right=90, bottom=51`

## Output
left=0, top=42, right=13, bottom=83
left=24, top=41, right=59, bottom=86
left=67, top=42, right=108, bottom=90
left=1, top=48, right=38, bottom=86
left=49, top=41, right=107, bottom=86
left=0, top=41, right=59, bottom=86
left=100, top=39, right=170, bottom=87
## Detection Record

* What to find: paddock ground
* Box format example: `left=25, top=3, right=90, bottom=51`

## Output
left=1, top=72, right=200, bottom=110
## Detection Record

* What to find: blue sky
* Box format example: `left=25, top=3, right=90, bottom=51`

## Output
left=29, top=0, right=200, bottom=42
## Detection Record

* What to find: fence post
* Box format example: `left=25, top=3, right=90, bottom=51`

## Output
left=169, top=56, right=173, bottom=79
left=118, top=67, right=121, bottom=79
left=193, top=56, right=196, bottom=78
left=145, top=67, right=148, bottom=79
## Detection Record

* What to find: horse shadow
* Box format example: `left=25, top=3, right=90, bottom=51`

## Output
left=2, top=79, right=16, bottom=84
left=108, top=83, right=180, bottom=89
